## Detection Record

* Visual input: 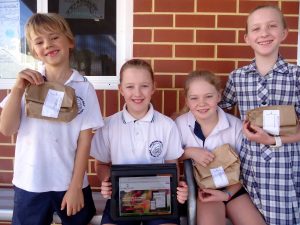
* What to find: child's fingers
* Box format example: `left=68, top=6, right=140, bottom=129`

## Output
left=61, top=197, right=67, bottom=211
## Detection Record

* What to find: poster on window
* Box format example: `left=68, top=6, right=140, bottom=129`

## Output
left=59, top=0, right=105, bottom=20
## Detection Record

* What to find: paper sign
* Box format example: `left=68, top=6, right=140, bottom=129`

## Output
left=42, top=89, right=65, bottom=118
left=210, top=167, right=229, bottom=188
left=263, top=110, right=280, bottom=136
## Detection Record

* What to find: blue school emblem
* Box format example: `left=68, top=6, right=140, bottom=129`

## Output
left=149, top=141, right=163, bottom=157
left=76, top=96, right=85, bottom=114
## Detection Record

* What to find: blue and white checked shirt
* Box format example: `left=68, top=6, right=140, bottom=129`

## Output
left=220, top=56, right=300, bottom=225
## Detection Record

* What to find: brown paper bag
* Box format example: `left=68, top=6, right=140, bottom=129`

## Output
left=193, top=144, right=240, bottom=189
left=246, top=105, right=298, bottom=135
left=25, top=82, right=78, bottom=122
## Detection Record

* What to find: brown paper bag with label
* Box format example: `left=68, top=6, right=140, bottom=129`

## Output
left=25, top=82, right=78, bottom=122
left=246, top=105, right=298, bottom=135
left=193, top=144, right=240, bottom=189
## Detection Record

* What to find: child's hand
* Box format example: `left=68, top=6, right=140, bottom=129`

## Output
left=198, top=188, right=228, bottom=202
left=61, top=186, right=84, bottom=216
left=177, top=181, right=188, bottom=204
left=14, top=69, right=44, bottom=91
left=101, top=178, right=112, bottom=199
left=243, top=121, right=274, bottom=145
left=191, top=148, right=214, bottom=167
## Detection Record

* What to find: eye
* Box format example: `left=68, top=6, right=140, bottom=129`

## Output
left=126, top=85, right=134, bottom=89
left=142, top=84, right=150, bottom=88
left=50, top=36, right=59, bottom=40
left=251, top=27, right=259, bottom=32
left=34, top=41, right=43, bottom=45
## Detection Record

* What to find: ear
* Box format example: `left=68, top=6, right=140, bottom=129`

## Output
left=281, top=28, right=288, bottom=42
left=118, top=84, right=124, bottom=96
left=244, top=33, right=249, bottom=44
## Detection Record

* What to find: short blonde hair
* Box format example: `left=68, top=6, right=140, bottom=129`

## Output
left=245, top=5, right=287, bottom=34
left=25, top=13, right=74, bottom=58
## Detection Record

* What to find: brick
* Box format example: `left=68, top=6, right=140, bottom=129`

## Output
left=152, top=90, right=163, bottom=113
left=88, top=174, right=100, bottom=188
left=96, top=90, right=105, bottom=115
left=217, top=45, right=254, bottom=59
left=175, top=45, right=214, bottom=58
left=154, top=74, right=173, bottom=88
left=239, top=1, right=279, bottom=14
left=238, top=30, right=247, bottom=43
left=286, top=16, right=299, bottom=30
left=154, top=30, right=193, bottom=42
left=237, top=60, right=254, bottom=68
left=0, top=90, right=7, bottom=101
left=163, top=90, right=177, bottom=117
left=196, top=30, right=236, bottom=43
left=133, top=29, right=152, bottom=42
left=134, top=0, right=152, bottom=12
left=154, top=60, right=193, bottom=73
left=178, top=90, right=186, bottom=112
left=196, top=60, right=235, bottom=73
left=197, top=0, right=236, bottom=13
left=133, top=44, right=172, bottom=57
left=218, top=75, right=230, bottom=90
left=175, top=75, right=187, bottom=89
left=105, top=90, right=119, bottom=117
left=218, top=15, right=247, bottom=29
left=280, top=46, right=297, bottom=59
left=0, top=133, right=11, bottom=143
left=0, top=159, right=13, bottom=171
left=176, top=15, right=215, bottom=28
left=281, top=2, right=299, bottom=14
left=0, top=145, right=15, bottom=157
left=0, top=171, right=13, bottom=184
left=155, top=0, right=194, bottom=12
left=283, top=31, right=298, bottom=45
left=134, top=14, right=173, bottom=27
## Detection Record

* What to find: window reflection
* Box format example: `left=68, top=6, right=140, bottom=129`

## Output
left=49, top=0, right=116, bottom=76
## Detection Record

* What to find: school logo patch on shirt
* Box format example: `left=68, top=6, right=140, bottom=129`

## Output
left=149, top=141, right=163, bottom=157
left=76, top=96, right=85, bottom=114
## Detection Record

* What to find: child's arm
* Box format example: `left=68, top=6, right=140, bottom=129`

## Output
left=0, top=69, right=44, bottom=136
left=166, top=159, right=188, bottom=204
left=95, top=160, right=112, bottom=199
left=61, top=128, right=93, bottom=216
left=199, top=183, right=242, bottom=203
left=180, top=147, right=214, bottom=167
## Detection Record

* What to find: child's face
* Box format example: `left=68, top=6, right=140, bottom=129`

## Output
left=186, top=79, right=220, bottom=122
left=29, top=29, right=74, bottom=65
left=119, top=67, right=155, bottom=119
left=244, top=7, right=287, bottom=58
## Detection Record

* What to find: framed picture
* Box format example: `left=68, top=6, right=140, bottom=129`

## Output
left=110, top=163, right=178, bottom=221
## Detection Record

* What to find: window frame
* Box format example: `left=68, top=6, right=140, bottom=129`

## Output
left=0, top=0, right=133, bottom=90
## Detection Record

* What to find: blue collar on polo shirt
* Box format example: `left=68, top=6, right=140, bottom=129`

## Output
left=122, top=103, right=155, bottom=124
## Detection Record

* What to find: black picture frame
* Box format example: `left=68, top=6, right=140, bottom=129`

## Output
left=110, top=163, right=178, bottom=221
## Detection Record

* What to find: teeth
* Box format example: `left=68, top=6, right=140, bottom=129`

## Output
left=46, top=50, right=58, bottom=56
left=259, top=40, right=272, bottom=45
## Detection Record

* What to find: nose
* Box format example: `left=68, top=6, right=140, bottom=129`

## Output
left=260, top=26, right=269, bottom=37
left=133, top=87, right=142, bottom=96
left=44, top=39, right=53, bottom=49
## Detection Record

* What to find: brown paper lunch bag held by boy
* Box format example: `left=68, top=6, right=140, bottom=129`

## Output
left=25, top=82, right=78, bottom=122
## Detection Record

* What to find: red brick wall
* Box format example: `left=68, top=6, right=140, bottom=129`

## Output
left=0, top=0, right=299, bottom=191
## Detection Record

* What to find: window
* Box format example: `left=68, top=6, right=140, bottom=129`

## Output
left=0, top=0, right=132, bottom=89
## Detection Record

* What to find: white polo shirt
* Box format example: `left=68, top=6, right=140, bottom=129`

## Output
left=91, top=104, right=183, bottom=164
left=0, top=69, right=104, bottom=192
left=175, top=107, right=242, bottom=152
